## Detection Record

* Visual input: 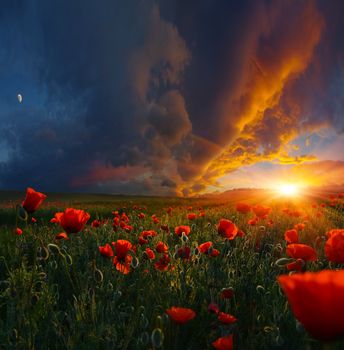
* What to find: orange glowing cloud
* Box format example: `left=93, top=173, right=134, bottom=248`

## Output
left=179, top=1, right=325, bottom=195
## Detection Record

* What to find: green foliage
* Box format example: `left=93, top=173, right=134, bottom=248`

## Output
left=0, top=196, right=343, bottom=349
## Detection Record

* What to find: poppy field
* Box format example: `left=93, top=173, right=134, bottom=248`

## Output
left=0, top=188, right=344, bottom=350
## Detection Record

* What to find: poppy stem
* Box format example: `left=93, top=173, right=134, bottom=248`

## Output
left=174, top=325, right=180, bottom=350
left=15, top=204, right=18, bottom=231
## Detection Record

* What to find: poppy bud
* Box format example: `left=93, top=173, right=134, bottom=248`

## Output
left=16, top=204, right=28, bottom=221
left=94, top=268, right=103, bottom=284
left=275, top=258, right=294, bottom=267
left=47, top=244, right=61, bottom=255
left=37, top=246, right=50, bottom=261
left=39, top=271, right=47, bottom=280
left=140, top=314, right=149, bottom=329
left=131, top=256, right=139, bottom=269
left=140, top=332, right=149, bottom=345
left=275, top=335, right=284, bottom=346
left=15, top=227, right=23, bottom=235
left=256, top=285, right=265, bottom=294
left=181, top=232, right=189, bottom=243
left=9, top=329, right=18, bottom=345
left=31, top=293, right=39, bottom=306
left=151, top=328, right=164, bottom=348
left=65, top=254, right=73, bottom=266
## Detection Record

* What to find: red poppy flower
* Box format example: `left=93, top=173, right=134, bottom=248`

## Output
left=327, top=229, right=344, bottom=238
left=187, top=213, right=196, bottom=220
left=284, top=229, right=299, bottom=244
left=218, top=312, right=237, bottom=325
left=208, top=302, right=220, bottom=314
left=211, top=249, right=220, bottom=257
left=54, top=208, right=90, bottom=234
left=291, top=210, right=303, bottom=218
left=139, top=236, right=148, bottom=245
left=123, top=224, right=133, bottom=232
left=154, top=254, right=170, bottom=271
left=141, top=230, right=157, bottom=239
left=278, top=270, right=344, bottom=341
left=152, top=214, right=159, bottom=224
left=31, top=217, right=37, bottom=223
left=22, top=187, right=47, bottom=213
left=139, top=230, right=157, bottom=245
left=294, top=223, right=305, bottom=231
left=175, top=226, right=191, bottom=237
left=113, top=255, right=132, bottom=274
left=177, top=246, right=191, bottom=260
left=91, top=219, right=101, bottom=228
left=236, top=202, right=251, bottom=214
left=138, top=212, right=145, bottom=219
left=198, top=241, right=212, bottom=254
left=252, top=204, right=271, bottom=219
left=166, top=307, right=196, bottom=324
left=199, top=211, right=206, bottom=217
left=167, top=207, right=173, bottom=215
left=282, top=208, right=290, bottom=214
left=248, top=217, right=258, bottom=226
left=286, top=244, right=317, bottom=261
left=160, top=224, right=169, bottom=232
left=221, top=288, right=234, bottom=299
left=217, top=219, right=238, bottom=240
left=114, top=240, right=132, bottom=260
left=325, top=230, right=344, bottom=263
left=55, top=232, right=69, bottom=240
left=99, top=243, right=114, bottom=258
left=145, top=247, right=155, bottom=260
left=121, top=213, right=129, bottom=222
left=237, top=229, right=245, bottom=237
left=286, top=259, right=303, bottom=271
left=212, top=334, right=233, bottom=350
left=15, top=227, right=23, bottom=235
left=156, top=241, right=168, bottom=253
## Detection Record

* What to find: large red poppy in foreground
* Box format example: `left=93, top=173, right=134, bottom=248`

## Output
left=278, top=270, right=344, bottom=341
left=54, top=208, right=90, bottom=234
left=217, top=219, right=238, bottom=240
left=22, top=187, right=46, bottom=213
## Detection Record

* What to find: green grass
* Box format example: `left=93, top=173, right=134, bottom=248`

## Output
left=0, top=192, right=343, bottom=349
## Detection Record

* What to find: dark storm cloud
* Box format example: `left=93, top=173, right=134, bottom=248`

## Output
left=1, top=0, right=344, bottom=195
left=0, top=0, right=190, bottom=193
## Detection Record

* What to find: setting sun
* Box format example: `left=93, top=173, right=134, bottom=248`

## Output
left=278, top=184, right=299, bottom=196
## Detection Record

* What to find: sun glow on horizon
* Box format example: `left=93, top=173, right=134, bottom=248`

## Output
left=277, top=183, right=300, bottom=197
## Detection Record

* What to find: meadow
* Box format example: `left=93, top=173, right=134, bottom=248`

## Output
left=0, top=188, right=343, bottom=350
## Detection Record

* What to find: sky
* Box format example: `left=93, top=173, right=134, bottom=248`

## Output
left=0, top=0, right=344, bottom=196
